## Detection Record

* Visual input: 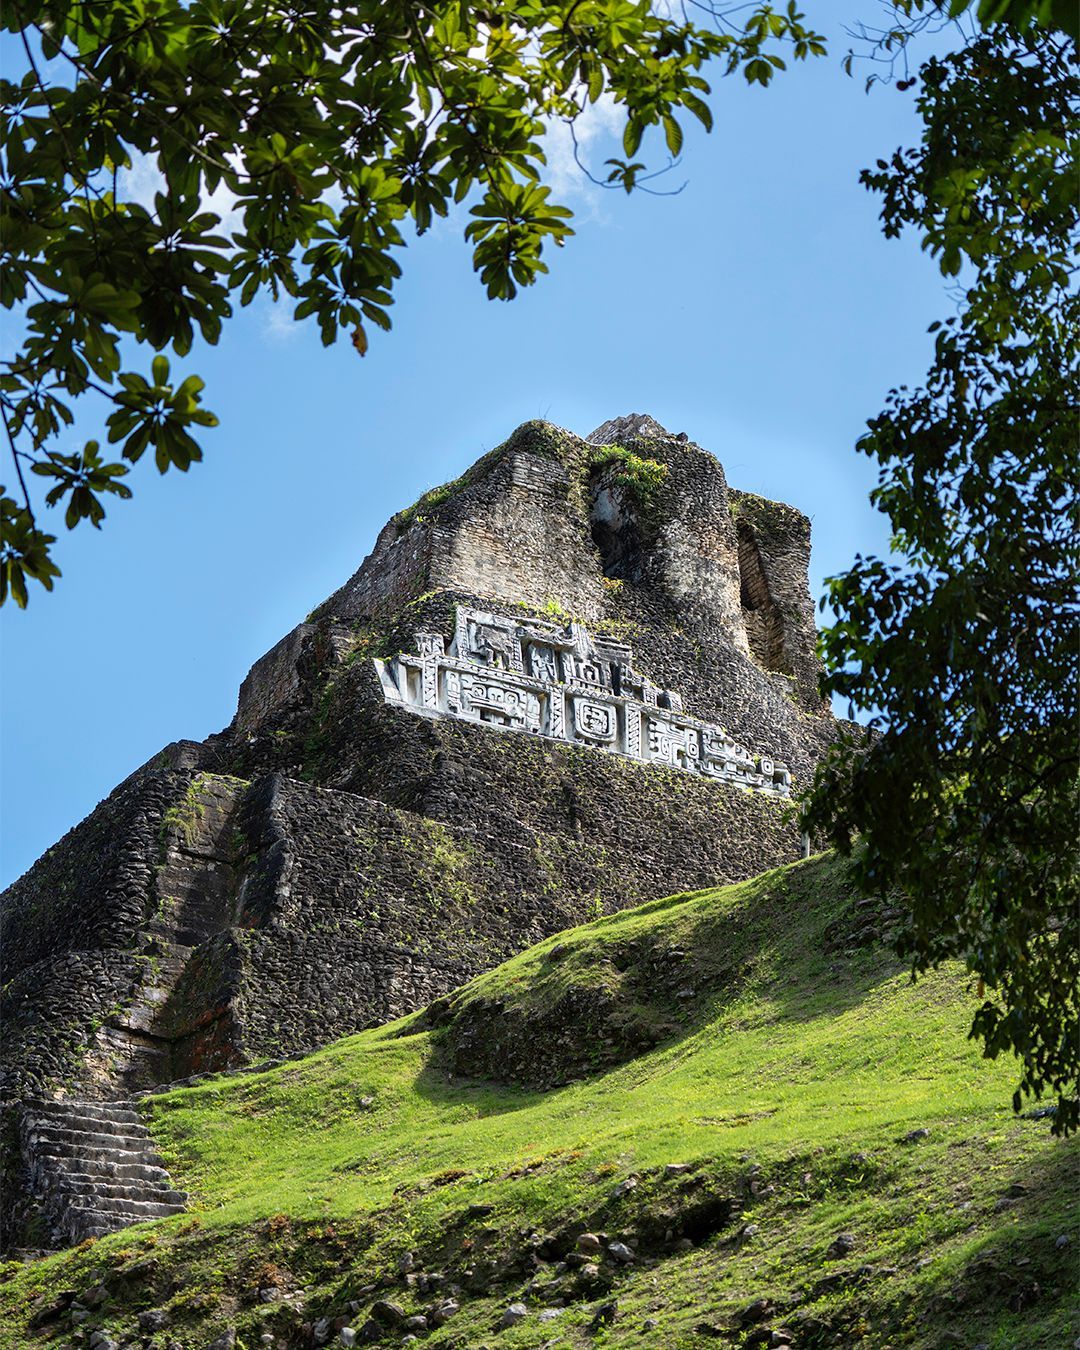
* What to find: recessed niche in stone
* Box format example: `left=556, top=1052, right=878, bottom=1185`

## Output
left=737, top=518, right=790, bottom=676
left=589, top=476, right=646, bottom=582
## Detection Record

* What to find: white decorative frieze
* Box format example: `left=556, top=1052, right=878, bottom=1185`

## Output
left=374, top=606, right=792, bottom=796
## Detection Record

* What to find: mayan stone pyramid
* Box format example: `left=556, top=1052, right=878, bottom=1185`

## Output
left=2, top=413, right=843, bottom=1246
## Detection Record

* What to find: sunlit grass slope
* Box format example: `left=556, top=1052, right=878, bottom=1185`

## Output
left=2, top=856, right=1074, bottom=1348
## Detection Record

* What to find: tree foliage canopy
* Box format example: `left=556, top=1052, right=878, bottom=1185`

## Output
left=0, top=0, right=833, bottom=605
left=802, top=25, right=1079, bottom=1132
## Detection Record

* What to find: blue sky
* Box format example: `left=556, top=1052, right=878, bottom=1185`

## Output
left=1, top=10, right=954, bottom=886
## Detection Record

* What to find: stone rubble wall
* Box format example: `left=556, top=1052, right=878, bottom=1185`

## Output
left=729, top=489, right=823, bottom=710
left=318, top=432, right=609, bottom=628
left=220, top=767, right=801, bottom=1065
left=0, top=767, right=192, bottom=1104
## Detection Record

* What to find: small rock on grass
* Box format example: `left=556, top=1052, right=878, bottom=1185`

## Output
left=607, top=1242, right=635, bottom=1264
left=371, top=1301, right=406, bottom=1327
left=902, top=1128, right=930, bottom=1144
left=826, top=1232, right=856, bottom=1259
left=590, top=1301, right=617, bottom=1329
left=737, top=1299, right=772, bottom=1326
left=430, top=1300, right=459, bottom=1327
left=500, top=1303, right=528, bottom=1329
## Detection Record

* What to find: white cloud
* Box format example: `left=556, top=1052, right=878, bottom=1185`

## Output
left=120, top=150, right=244, bottom=235
left=542, top=93, right=625, bottom=219
left=262, top=298, right=300, bottom=343
left=120, top=150, right=165, bottom=212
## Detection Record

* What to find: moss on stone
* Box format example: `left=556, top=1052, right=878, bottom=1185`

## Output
left=391, top=422, right=586, bottom=535
left=159, top=778, right=207, bottom=848
left=587, top=443, right=670, bottom=521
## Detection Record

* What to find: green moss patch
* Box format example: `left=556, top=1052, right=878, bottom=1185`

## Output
left=587, top=444, right=670, bottom=521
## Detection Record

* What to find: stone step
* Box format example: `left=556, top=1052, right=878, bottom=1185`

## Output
left=27, top=1123, right=154, bottom=1153
left=140, top=922, right=196, bottom=953
left=34, top=1153, right=170, bottom=1185
left=36, top=1148, right=163, bottom=1176
left=27, top=1106, right=142, bottom=1132
left=68, top=1209, right=141, bottom=1236
left=20, top=1099, right=188, bottom=1250
left=66, top=1192, right=187, bottom=1219
left=28, top=1099, right=143, bottom=1124
left=56, top=1178, right=187, bottom=1205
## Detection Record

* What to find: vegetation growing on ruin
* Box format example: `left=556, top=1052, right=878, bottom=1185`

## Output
left=1, top=855, right=1072, bottom=1347
left=728, top=489, right=808, bottom=541
left=158, top=778, right=208, bottom=849
left=587, top=445, right=670, bottom=523
left=393, top=425, right=569, bottom=534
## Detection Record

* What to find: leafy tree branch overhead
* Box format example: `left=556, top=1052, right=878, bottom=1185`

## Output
left=0, top=0, right=832, bottom=606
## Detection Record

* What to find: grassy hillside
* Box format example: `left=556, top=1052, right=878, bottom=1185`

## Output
left=2, top=855, right=1074, bottom=1348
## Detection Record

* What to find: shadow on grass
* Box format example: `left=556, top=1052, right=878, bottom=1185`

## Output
left=868, top=1133, right=1078, bottom=1349
left=410, top=853, right=914, bottom=1096
left=407, top=1057, right=552, bottom=1116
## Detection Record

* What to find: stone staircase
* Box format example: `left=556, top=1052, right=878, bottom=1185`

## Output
left=19, top=1100, right=187, bottom=1246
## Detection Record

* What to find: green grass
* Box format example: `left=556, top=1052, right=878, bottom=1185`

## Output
left=2, top=856, right=1075, bottom=1348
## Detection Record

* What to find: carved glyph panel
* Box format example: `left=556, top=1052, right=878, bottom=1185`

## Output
left=374, top=606, right=792, bottom=796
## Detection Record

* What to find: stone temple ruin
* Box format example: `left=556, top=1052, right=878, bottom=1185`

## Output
left=1, top=412, right=843, bottom=1251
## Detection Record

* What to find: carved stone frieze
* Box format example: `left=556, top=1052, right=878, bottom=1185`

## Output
left=375, top=606, right=793, bottom=796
